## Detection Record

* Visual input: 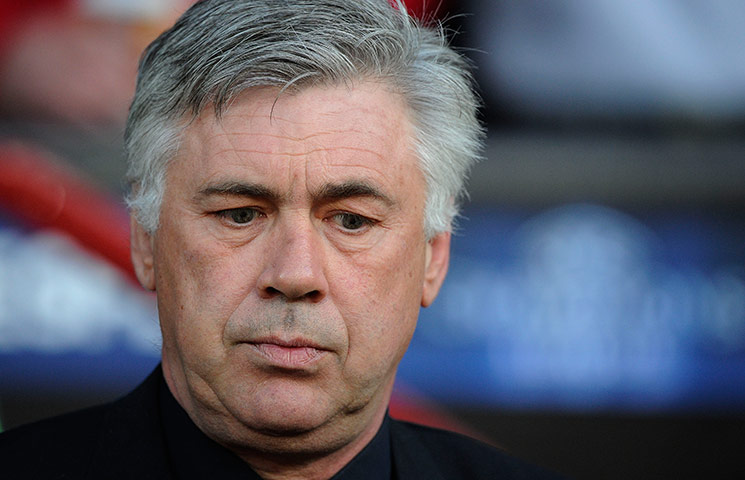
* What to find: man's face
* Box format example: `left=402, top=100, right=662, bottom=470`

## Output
left=131, top=82, right=450, bottom=457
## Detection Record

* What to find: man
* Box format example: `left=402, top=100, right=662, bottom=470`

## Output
left=0, top=1, right=562, bottom=478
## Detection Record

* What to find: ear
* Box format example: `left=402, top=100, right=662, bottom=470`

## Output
left=130, top=215, right=156, bottom=291
left=421, top=231, right=450, bottom=307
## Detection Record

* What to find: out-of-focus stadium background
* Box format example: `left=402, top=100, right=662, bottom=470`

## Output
left=1, top=1, right=744, bottom=478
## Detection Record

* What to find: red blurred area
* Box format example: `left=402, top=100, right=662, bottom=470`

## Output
left=0, top=0, right=70, bottom=54
left=396, top=0, right=449, bottom=22
left=0, top=142, right=134, bottom=281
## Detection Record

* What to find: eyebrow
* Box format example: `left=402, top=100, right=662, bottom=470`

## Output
left=315, top=181, right=394, bottom=206
left=195, top=182, right=280, bottom=202
left=195, top=179, right=394, bottom=206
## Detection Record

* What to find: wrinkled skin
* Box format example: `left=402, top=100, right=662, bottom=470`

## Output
left=131, top=82, right=450, bottom=479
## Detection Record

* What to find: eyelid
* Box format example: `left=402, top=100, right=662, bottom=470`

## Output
left=214, top=206, right=264, bottom=226
left=329, top=211, right=377, bottom=233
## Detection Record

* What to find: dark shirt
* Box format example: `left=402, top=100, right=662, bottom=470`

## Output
left=159, top=378, right=393, bottom=479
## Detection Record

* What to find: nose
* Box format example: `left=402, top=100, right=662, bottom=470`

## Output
left=257, top=215, right=328, bottom=302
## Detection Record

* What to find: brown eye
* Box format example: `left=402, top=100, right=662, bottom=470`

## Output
left=333, top=213, right=370, bottom=231
left=225, top=208, right=258, bottom=224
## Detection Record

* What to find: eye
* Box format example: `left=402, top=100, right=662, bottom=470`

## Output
left=217, top=207, right=260, bottom=225
left=332, top=212, right=373, bottom=231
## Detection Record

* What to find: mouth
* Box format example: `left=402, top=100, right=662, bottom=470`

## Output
left=243, top=337, right=329, bottom=369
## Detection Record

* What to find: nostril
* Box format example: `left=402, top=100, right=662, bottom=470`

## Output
left=304, top=290, right=322, bottom=302
left=261, top=286, right=323, bottom=301
left=264, top=286, right=281, bottom=297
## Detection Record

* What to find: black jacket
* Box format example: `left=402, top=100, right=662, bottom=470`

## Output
left=0, top=367, right=562, bottom=479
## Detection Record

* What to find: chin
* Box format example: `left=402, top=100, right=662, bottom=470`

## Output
left=227, top=380, right=342, bottom=436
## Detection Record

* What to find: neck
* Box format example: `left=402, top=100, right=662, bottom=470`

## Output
left=236, top=406, right=389, bottom=480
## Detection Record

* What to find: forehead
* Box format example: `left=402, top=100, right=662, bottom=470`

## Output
left=170, top=82, right=421, bottom=197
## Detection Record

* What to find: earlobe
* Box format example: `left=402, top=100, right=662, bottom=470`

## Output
left=421, top=231, right=450, bottom=307
left=130, top=215, right=156, bottom=291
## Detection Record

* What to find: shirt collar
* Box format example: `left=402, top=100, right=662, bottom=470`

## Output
left=329, top=414, right=392, bottom=480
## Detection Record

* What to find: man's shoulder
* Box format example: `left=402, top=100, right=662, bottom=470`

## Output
left=0, top=402, right=109, bottom=471
left=0, top=367, right=167, bottom=479
left=390, top=418, right=565, bottom=479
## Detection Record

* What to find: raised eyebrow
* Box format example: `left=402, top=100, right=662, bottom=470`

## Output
left=315, top=181, right=394, bottom=206
left=195, top=181, right=280, bottom=202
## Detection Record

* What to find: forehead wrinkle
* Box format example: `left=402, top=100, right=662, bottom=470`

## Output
left=225, top=113, right=302, bottom=125
left=296, top=128, right=387, bottom=144
left=209, top=147, right=281, bottom=159
left=212, top=131, right=294, bottom=141
left=210, top=146, right=386, bottom=160
left=211, top=122, right=389, bottom=157
left=209, top=114, right=248, bottom=172
left=216, top=129, right=382, bottom=143
left=224, top=106, right=394, bottom=137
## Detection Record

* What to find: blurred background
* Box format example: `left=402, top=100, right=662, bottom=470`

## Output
left=1, top=1, right=744, bottom=478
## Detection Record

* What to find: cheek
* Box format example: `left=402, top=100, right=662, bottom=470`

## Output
left=335, top=236, right=425, bottom=368
left=155, top=235, right=257, bottom=356
left=164, top=232, right=255, bottom=303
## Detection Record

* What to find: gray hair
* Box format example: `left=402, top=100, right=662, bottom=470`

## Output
left=125, top=0, right=483, bottom=238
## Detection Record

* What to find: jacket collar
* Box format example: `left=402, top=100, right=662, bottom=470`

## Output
left=87, top=366, right=172, bottom=479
